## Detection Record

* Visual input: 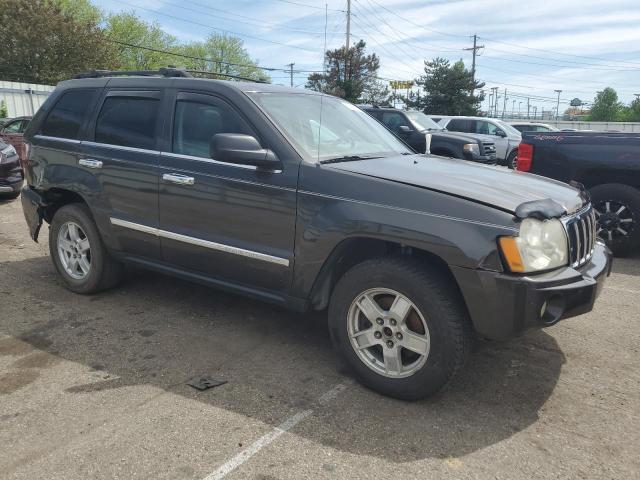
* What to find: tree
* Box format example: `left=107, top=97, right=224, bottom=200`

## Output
left=306, top=40, right=382, bottom=103
left=104, top=12, right=177, bottom=70
left=408, top=58, right=485, bottom=115
left=589, top=87, right=622, bottom=121
left=173, top=34, right=269, bottom=82
left=52, top=0, right=102, bottom=24
left=0, top=100, right=8, bottom=118
left=0, top=0, right=117, bottom=84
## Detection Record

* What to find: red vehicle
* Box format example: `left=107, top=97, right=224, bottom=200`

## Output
left=0, top=116, right=31, bottom=169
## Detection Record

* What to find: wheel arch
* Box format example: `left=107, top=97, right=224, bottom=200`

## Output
left=42, top=188, right=91, bottom=223
left=307, top=236, right=463, bottom=311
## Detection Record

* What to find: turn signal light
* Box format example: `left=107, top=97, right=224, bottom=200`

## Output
left=498, top=236, right=525, bottom=273
left=517, top=143, right=533, bottom=171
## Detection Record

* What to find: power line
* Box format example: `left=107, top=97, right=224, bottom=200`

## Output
left=272, top=0, right=346, bottom=12
left=479, top=36, right=640, bottom=69
left=110, top=0, right=320, bottom=53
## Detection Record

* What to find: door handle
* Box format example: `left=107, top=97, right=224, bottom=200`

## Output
left=78, top=158, right=103, bottom=169
left=162, top=173, right=195, bottom=185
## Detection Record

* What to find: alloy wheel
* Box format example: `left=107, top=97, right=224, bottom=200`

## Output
left=57, top=221, right=91, bottom=280
left=347, top=288, right=430, bottom=378
left=594, top=200, right=635, bottom=243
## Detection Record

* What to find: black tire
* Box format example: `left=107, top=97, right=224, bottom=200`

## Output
left=590, top=183, right=640, bottom=256
left=49, top=203, right=124, bottom=293
left=328, top=257, right=472, bottom=400
left=507, top=149, right=518, bottom=169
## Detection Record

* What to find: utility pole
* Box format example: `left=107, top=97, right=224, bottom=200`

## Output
left=527, top=97, right=530, bottom=119
left=511, top=99, right=516, bottom=116
left=491, top=86, right=498, bottom=117
left=502, top=88, right=508, bottom=119
left=463, top=34, right=484, bottom=93
left=286, top=62, right=295, bottom=87
left=554, top=89, right=562, bottom=120
left=345, top=0, right=351, bottom=83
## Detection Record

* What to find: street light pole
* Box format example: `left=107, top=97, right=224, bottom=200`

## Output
left=554, top=89, right=562, bottom=120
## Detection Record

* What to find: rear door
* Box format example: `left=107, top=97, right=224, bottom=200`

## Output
left=473, top=120, right=509, bottom=159
left=158, top=90, right=298, bottom=295
left=80, top=89, right=163, bottom=260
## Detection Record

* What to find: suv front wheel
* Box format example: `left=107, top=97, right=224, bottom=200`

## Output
left=50, top=203, right=123, bottom=293
left=328, top=257, right=472, bottom=400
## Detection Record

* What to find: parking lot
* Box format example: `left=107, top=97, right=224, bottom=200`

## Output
left=1, top=195, right=639, bottom=479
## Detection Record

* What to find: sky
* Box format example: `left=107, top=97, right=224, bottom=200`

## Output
left=93, top=0, right=640, bottom=115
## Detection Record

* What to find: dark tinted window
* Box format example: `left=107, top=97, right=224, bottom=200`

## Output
left=41, top=90, right=95, bottom=139
left=173, top=100, right=251, bottom=158
left=3, top=120, right=24, bottom=133
left=380, top=112, right=411, bottom=133
left=95, top=97, right=159, bottom=150
left=447, top=118, right=472, bottom=132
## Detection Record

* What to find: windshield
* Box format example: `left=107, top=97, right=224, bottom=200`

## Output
left=247, top=92, right=411, bottom=162
left=405, top=111, right=443, bottom=131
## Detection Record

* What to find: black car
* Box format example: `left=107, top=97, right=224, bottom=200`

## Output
left=360, top=106, right=497, bottom=163
left=21, top=70, right=610, bottom=400
left=518, top=131, right=640, bottom=255
left=0, top=138, right=22, bottom=198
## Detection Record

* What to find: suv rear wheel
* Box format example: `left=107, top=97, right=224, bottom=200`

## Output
left=50, top=204, right=123, bottom=293
left=507, top=150, right=518, bottom=169
left=328, top=257, right=472, bottom=400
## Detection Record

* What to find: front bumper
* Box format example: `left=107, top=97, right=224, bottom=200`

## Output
left=451, top=242, right=612, bottom=340
left=0, top=159, right=23, bottom=194
left=465, top=152, right=497, bottom=164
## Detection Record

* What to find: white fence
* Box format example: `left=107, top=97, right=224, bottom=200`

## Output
left=502, top=118, right=640, bottom=133
left=0, top=81, right=55, bottom=118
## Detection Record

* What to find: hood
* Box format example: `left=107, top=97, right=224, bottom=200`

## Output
left=328, top=154, right=585, bottom=214
left=425, top=130, right=484, bottom=144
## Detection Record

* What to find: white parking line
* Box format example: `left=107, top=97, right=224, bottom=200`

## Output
left=202, top=382, right=350, bottom=480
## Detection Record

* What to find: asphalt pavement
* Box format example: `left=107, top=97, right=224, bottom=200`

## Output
left=1, top=196, right=639, bottom=479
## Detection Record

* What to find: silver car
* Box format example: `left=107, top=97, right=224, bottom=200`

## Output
left=428, top=116, right=522, bottom=168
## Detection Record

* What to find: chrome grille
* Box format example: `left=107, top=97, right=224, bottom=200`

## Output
left=483, top=143, right=496, bottom=156
left=563, top=205, right=597, bottom=268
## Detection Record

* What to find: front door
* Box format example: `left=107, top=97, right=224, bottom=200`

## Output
left=158, top=91, right=298, bottom=296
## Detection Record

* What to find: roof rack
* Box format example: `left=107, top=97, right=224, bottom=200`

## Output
left=73, top=67, right=268, bottom=84
left=73, top=67, right=193, bottom=79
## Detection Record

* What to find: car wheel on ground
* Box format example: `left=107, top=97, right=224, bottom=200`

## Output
left=328, top=257, right=472, bottom=400
left=590, top=183, right=640, bottom=256
left=507, top=150, right=518, bottom=169
left=49, top=203, right=124, bottom=293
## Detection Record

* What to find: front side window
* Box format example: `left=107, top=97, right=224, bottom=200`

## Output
left=95, top=97, right=159, bottom=150
left=475, top=121, right=500, bottom=135
left=247, top=93, right=411, bottom=162
left=380, top=112, right=411, bottom=133
left=41, top=89, right=95, bottom=139
left=405, top=111, right=443, bottom=131
left=173, top=99, right=251, bottom=158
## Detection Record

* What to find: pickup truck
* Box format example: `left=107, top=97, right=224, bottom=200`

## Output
left=20, top=69, right=611, bottom=400
left=517, top=131, right=640, bottom=255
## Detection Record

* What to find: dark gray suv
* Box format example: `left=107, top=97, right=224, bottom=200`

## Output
left=21, top=70, right=611, bottom=400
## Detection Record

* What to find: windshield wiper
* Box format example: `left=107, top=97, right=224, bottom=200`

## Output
left=319, top=155, right=381, bottom=165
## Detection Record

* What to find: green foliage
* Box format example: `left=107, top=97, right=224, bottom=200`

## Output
left=0, top=0, right=117, bottom=84
left=104, top=12, right=177, bottom=70
left=408, top=58, right=485, bottom=115
left=589, top=87, right=622, bottom=121
left=50, top=0, right=102, bottom=24
left=306, top=40, right=386, bottom=103
left=173, top=34, right=270, bottom=82
left=0, top=100, right=8, bottom=118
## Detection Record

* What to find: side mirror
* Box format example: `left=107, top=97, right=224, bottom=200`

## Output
left=398, top=125, right=413, bottom=134
left=496, top=129, right=507, bottom=137
left=210, top=133, right=281, bottom=169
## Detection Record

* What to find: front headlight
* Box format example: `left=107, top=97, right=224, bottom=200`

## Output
left=463, top=143, right=480, bottom=156
left=0, top=145, right=17, bottom=164
left=499, top=218, right=568, bottom=272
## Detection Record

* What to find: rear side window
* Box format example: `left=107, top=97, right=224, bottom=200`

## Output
left=447, top=119, right=472, bottom=132
left=172, top=99, right=251, bottom=158
left=95, top=97, right=159, bottom=150
left=40, top=89, right=95, bottom=139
